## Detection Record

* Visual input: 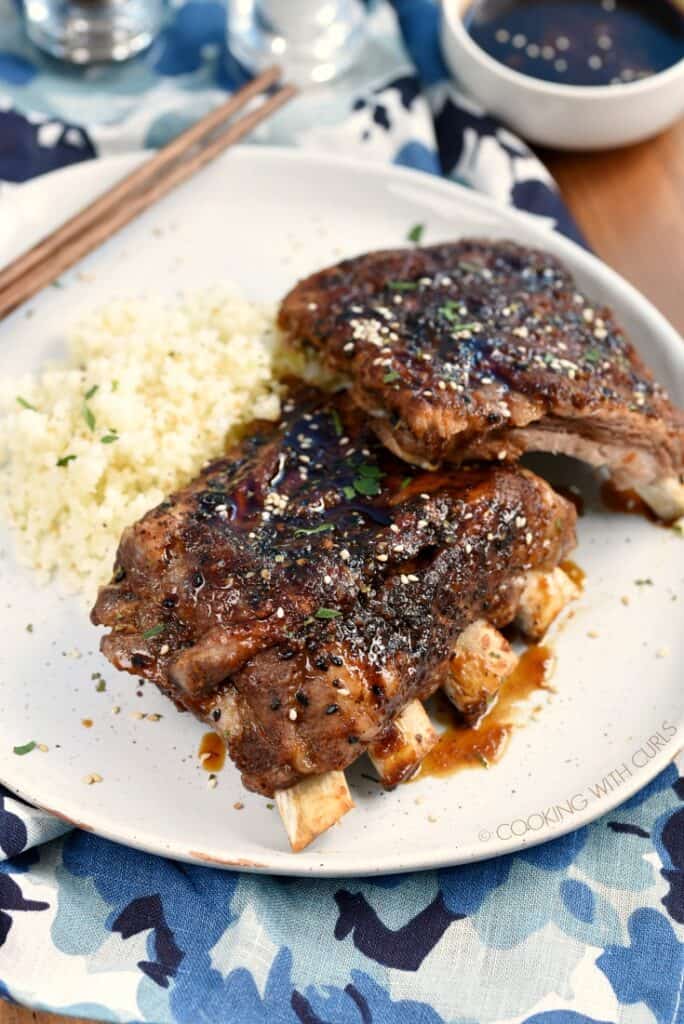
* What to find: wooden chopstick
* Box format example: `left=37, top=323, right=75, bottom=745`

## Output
left=0, top=68, right=296, bottom=321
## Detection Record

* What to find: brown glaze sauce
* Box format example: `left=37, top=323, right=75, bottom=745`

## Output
left=560, top=559, right=585, bottom=590
left=600, top=480, right=658, bottom=523
left=198, top=731, right=226, bottom=772
left=417, top=644, right=553, bottom=779
left=81, top=718, right=93, bottom=728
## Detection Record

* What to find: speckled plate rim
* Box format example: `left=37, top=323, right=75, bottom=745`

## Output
left=0, top=146, right=682, bottom=877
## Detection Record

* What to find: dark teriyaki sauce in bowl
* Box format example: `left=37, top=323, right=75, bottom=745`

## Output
left=464, top=0, right=684, bottom=86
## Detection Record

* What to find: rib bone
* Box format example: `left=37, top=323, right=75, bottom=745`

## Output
left=515, top=567, right=580, bottom=640
left=275, top=771, right=354, bottom=852
left=368, top=700, right=438, bottom=788
left=635, top=477, right=684, bottom=521
left=446, top=620, right=519, bottom=724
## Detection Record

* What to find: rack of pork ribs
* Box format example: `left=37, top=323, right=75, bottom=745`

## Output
left=92, top=240, right=684, bottom=851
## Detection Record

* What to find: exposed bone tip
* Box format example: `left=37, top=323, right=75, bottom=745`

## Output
left=515, top=567, right=580, bottom=640
left=634, top=477, right=684, bottom=521
left=368, top=700, right=438, bottom=788
left=446, top=620, right=519, bottom=723
left=276, top=771, right=354, bottom=852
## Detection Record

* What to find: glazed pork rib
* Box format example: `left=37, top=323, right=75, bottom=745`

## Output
left=279, top=240, right=684, bottom=519
left=92, top=386, right=577, bottom=848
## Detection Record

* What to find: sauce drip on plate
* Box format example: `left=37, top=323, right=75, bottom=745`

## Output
left=464, top=0, right=684, bottom=86
left=198, top=731, right=226, bottom=772
left=418, top=644, right=553, bottom=779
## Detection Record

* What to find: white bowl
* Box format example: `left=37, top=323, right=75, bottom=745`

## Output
left=440, top=0, right=684, bottom=151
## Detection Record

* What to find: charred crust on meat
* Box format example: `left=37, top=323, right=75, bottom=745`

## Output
left=91, top=384, right=577, bottom=796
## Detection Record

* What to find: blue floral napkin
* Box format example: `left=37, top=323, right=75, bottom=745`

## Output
left=1, top=2, right=682, bottom=1022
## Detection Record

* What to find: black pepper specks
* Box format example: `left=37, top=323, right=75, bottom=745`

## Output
left=325, top=703, right=340, bottom=715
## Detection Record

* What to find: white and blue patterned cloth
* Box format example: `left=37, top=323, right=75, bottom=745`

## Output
left=1, top=3, right=682, bottom=1022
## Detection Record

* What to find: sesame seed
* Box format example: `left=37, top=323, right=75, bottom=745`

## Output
left=147, top=713, right=161, bottom=722
left=464, top=542, right=472, bottom=554
left=377, top=553, right=388, bottom=562
left=288, top=708, right=298, bottom=721
left=208, top=775, right=218, bottom=789
left=37, top=743, right=49, bottom=752
left=407, top=574, right=419, bottom=583
left=525, top=531, right=533, bottom=545
left=340, top=549, right=350, bottom=561
left=132, top=711, right=146, bottom=720
left=276, top=606, right=285, bottom=618
left=112, top=705, right=120, bottom=715
left=83, top=773, right=102, bottom=785
left=390, top=523, right=400, bottom=534
left=497, top=451, right=507, bottom=461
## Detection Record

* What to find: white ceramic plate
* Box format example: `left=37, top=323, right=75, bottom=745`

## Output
left=0, top=148, right=682, bottom=877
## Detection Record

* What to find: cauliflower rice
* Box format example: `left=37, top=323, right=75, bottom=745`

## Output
left=0, top=287, right=303, bottom=599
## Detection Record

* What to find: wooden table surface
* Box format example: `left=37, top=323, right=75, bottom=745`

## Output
left=2, top=119, right=683, bottom=1024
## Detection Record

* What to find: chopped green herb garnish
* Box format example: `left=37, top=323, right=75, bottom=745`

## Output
left=56, top=454, right=77, bottom=467
left=475, top=751, right=490, bottom=769
left=301, top=617, right=315, bottom=627
left=26, top=623, right=33, bottom=633
left=383, top=370, right=401, bottom=384
left=354, top=476, right=382, bottom=497
left=142, top=623, right=165, bottom=640
left=458, top=261, right=481, bottom=274
left=407, top=223, right=425, bottom=244
left=401, top=476, right=413, bottom=489
left=82, top=403, right=96, bottom=431
left=100, top=433, right=119, bottom=444
left=315, top=607, right=341, bottom=620
left=330, top=409, right=343, bottom=437
left=294, top=523, right=335, bottom=537
left=111, top=380, right=119, bottom=392
left=13, top=741, right=36, bottom=756
left=584, top=349, right=602, bottom=364
left=84, top=385, right=99, bottom=400
left=388, top=280, right=418, bottom=291
left=343, top=485, right=356, bottom=501
left=95, top=679, right=106, bottom=692
left=16, top=396, right=38, bottom=411
left=52, top=279, right=64, bottom=289
left=439, top=301, right=480, bottom=331
left=356, top=462, right=382, bottom=478
left=350, top=461, right=385, bottom=497
left=634, top=578, right=653, bottom=586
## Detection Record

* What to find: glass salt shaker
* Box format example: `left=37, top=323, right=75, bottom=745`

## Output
left=22, top=0, right=166, bottom=64
left=227, top=0, right=367, bottom=86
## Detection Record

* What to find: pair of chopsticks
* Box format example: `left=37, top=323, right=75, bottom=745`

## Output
left=0, top=67, right=296, bottom=322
